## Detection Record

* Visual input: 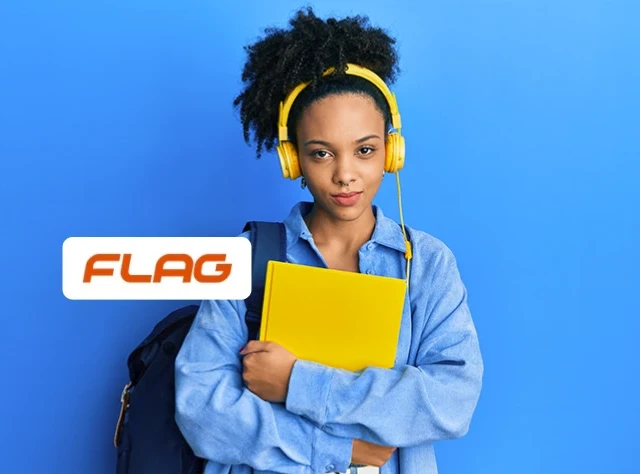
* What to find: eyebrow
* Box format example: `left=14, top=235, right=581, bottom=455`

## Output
left=303, top=134, right=382, bottom=147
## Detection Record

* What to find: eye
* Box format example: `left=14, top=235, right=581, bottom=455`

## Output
left=310, top=150, right=331, bottom=159
left=358, top=146, right=375, bottom=156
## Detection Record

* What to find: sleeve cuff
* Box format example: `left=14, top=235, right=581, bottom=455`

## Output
left=286, top=359, right=334, bottom=425
left=312, top=427, right=352, bottom=474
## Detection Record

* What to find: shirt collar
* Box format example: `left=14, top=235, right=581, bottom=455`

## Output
left=283, top=201, right=408, bottom=253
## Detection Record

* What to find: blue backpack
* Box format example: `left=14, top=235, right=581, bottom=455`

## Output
left=114, top=221, right=286, bottom=474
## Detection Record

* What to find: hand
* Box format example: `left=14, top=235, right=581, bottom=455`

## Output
left=351, top=439, right=397, bottom=468
left=239, top=341, right=297, bottom=403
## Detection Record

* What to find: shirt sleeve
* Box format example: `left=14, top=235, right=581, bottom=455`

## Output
left=174, top=299, right=353, bottom=474
left=284, top=246, right=484, bottom=448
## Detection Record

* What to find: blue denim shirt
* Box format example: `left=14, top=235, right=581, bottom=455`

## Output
left=175, top=201, right=483, bottom=474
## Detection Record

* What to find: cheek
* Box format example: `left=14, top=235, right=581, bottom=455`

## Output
left=363, top=157, right=386, bottom=182
left=302, top=165, right=331, bottom=188
left=367, top=171, right=385, bottom=188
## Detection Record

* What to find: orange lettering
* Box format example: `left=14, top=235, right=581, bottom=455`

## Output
left=121, top=254, right=152, bottom=283
left=83, top=253, right=233, bottom=283
left=194, top=254, right=232, bottom=283
left=153, top=254, right=193, bottom=283
left=83, top=253, right=120, bottom=282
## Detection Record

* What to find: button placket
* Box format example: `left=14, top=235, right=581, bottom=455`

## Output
left=359, top=245, right=376, bottom=275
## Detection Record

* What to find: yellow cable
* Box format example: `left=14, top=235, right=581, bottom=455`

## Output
left=395, top=172, right=412, bottom=288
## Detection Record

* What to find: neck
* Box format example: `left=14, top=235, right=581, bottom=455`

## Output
left=304, top=203, right=376, bottom=251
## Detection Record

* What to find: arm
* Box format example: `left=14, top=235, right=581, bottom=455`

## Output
left=284, top=247, right=484, bottom=448
left=174, top=299, right=352, bottom=474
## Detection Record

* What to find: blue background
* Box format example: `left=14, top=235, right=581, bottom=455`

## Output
left=1, top=1, right=639, bottom=473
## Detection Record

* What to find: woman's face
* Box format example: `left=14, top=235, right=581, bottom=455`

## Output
left=295, top=93, right=387, bottom=223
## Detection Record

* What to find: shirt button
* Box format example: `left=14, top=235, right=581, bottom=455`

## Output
left=366, top=269, right=373, bottom=275
left=326, top=464, right=335, bottom=471
left=367, top=243, right=374, bottom=250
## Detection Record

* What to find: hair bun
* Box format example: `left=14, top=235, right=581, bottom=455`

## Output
left=234, top=7, right=400, bottom=159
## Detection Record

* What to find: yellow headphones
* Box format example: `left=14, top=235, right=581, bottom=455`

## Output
left=276, top=63, right=406, bottom=180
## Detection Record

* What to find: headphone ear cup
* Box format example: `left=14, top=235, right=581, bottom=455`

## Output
left=385, top=133, right=406, bottom=173
left=277, top=141, right=301, bottom=180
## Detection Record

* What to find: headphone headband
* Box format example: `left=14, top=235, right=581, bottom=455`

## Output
left=278, top=63, right=402, bottom=142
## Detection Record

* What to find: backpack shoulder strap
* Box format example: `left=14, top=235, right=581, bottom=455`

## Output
left=242, top=221, right=287, bottom=341
left=126, top=304, right=199, bottom=385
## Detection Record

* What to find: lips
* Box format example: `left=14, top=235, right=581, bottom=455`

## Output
left=331, top=191, right=363, bottom=207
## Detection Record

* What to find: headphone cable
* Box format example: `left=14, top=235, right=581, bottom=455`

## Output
left=394, top=171, right=412, bottom=288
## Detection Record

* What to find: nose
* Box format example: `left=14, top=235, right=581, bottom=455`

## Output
left=332, top=154, right=357, bottom=187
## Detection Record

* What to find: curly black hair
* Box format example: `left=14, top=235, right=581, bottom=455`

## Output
left=233, top=7, right=400, bottom=158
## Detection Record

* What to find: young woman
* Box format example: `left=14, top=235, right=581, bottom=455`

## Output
left=175, top=8, right=483, bottom=474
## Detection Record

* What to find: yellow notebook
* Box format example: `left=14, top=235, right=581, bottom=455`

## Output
left=259, top=261, right=407, bottom=372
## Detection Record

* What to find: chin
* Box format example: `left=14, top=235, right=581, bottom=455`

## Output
left=326, top=201, right=371, bottom=222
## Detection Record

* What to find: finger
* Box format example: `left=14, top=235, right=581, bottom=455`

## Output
left=240, top=341, right=269, bottom=355
left=242, top=353, right=262, bottom=367
left=241, top=348, right=269, bottom=356
left=243, top=354, right=256, bottom=368
left=246, top=340, right=267, bottom=351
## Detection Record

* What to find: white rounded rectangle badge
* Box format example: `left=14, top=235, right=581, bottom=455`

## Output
left=62, top=237, right=252, bottom=300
